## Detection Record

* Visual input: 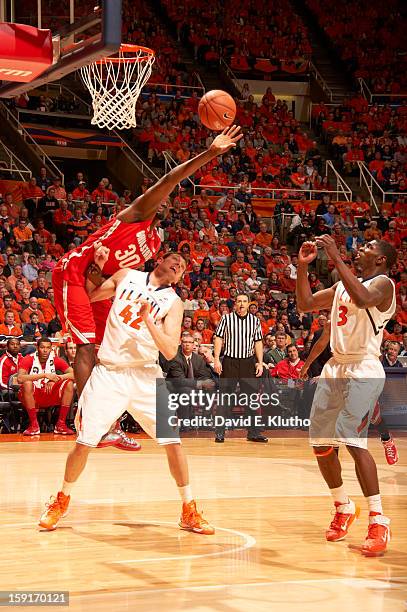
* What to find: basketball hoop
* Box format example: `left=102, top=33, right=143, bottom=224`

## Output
left=80, top=44, right=155, bottom=130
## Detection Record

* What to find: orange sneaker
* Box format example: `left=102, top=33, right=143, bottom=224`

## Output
left=361, top=513, right=391, bottom=556
left=38, top=492, right=70, bottom=531
left=179, top=500, right=215, bottom=535
left=326, top=501, right=360, bottom=542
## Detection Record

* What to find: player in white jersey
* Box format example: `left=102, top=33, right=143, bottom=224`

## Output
left=296, top=236, right=397, bottom=556
left=39, top=253, right=215, bottom=535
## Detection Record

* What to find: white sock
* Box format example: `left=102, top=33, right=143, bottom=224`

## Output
left=330, top=485, right=349, bottom=505
left=178, top=484, right=193, bottom=504
left=61, top=480, right=73, bottom=496
left=367, top=494, right=382, bottom=514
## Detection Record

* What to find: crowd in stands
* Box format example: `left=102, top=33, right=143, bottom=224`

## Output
left=312, top=97, right=407, bottom=196
left=160, top=0, right=311, bottom=74
left=0, top=154, right=406, bottom=433
left=306, top=0, right=406, bottom=93
left=136, top=87, right=330, bottom=198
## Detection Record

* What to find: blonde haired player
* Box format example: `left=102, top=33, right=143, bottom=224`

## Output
left=296, top=236, right=397, bottom=556
left=39, top=252, right=214, bottom=535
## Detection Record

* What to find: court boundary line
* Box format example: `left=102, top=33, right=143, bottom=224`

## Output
left=0, top=518, right=256, bottom=565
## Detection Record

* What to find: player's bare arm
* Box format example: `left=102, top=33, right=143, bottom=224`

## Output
left=89, top=269, right=129, bottom=302
left=296, top=242, right=337, bottom=312
left=316, top=235, right=393, bottom=311
left=118, top=125, right=243, bottom=223
left=58, top=367, right=75, bottom=381
left=17, top=368, right=59, bottom=384
left=139, top=297, right=183, bottom=361
left=300, top=320, right=331, bottom=379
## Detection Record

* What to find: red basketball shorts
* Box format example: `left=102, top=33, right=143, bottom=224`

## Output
left=52, top=269, right=111, bottom=346
left=19, top=379, right=71, bottom=408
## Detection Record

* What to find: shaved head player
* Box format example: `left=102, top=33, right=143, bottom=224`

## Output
left=297, top=237, right=397, bottom=556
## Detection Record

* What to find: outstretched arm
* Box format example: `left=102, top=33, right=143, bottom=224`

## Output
left=118, top=125, right=243, bottom=223
left=296, top=242, right=336, bottom=313
left=300, top=321, right=330, bottom=379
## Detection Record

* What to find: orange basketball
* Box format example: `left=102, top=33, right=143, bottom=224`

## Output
left=198, top=89, right=236, bottom=131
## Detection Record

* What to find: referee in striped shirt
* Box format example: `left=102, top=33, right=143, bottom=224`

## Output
left=213, top=293, right=267, bottom=443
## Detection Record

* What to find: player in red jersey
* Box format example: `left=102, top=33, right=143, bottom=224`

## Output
left=17, top=337, right=75, bottom=436
left=0, top=338, right=23, bottom=392
left=52, top=126, right=242, bottom=447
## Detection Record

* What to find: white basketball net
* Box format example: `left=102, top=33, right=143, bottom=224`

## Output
left=80, top=45, right=155, bottom=130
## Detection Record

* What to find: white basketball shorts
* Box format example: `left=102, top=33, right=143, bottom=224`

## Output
left=76, top=363, right=181, bottom=447
left=309, top=357, right=385, bottom=449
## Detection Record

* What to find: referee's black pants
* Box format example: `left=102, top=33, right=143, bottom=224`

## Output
left=215, top=355, right=263, bottom=437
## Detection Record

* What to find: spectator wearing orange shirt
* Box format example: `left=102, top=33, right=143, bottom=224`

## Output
left=384, top=322, right=404, bottom=343
left=175, top=142, right=191, bottom=163
left=7, top=265, right=31, bottom=293
left=266, top=255, right=286, bottom=277
left=368, top=152, right=385, bottom=177
left=343, top=145, right=364, bottom=174
left=209, top=300, right=229, bottom=329
left=230, top=251, right=252, bottom=280
left=383, top=226, right=401, bottom=249
left=173, top=187, right=191, bottom=209
left=216, top=236, right=231, bottom=258
left=36, top=219, right=52, bottom=246
left=195, top=318, right=214, bottom=343
left=311, top=313, right=328, bottom=334
left=46, top=234, right=64, bottom=259
left=91, top=181, right=118, bottom=204
left=38, top=288, right=56, bottom=324
left=364, top=221, right=382, bottom=242
left=13, top=219, right=33, bottom=249
left=2, top=193, right=20, bottom=219
left=50, top=178, right=66, bottom=201
left=255, top=222, right=273, bottom=248
left=0, top=295, right=22, bottom=324
left=191, top=242, right=206, bottom=265
left=199, top=219, right=218, bottom=241
left=0, top=311, right=23, bottom=337
left=279, top=267, right=296, bottom=293
left=193, top=300, right=211, bottom=324
left=71, top=182, right=90, bottom=202
left=21, top=297, right=45, bottom=324
left=241, top=224, right=255, bottom=244
left=23, top=177, right=45, bottom=220
left=291, top=165, right=308, bottom=188
left=332, top=223, right=346, bottom=248
left=67, top=207, right=91, bottom=245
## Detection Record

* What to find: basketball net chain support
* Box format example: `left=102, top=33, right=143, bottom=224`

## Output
left=80, top=46, right=155, bottom=131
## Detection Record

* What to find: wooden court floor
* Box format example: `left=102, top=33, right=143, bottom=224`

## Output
left=1, top=434, right=406, bottom=611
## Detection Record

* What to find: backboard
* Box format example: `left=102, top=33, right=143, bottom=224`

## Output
left=0, top=0, right=122, bottom=97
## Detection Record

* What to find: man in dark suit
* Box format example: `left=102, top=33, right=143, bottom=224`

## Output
left=164, top=334, right=215, bottom=427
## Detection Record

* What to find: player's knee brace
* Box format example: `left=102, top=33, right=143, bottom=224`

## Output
left=313, top=446, right=335, bottom=457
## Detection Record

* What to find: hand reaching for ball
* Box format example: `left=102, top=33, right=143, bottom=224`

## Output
left=209, top=125, right=243, bottom=155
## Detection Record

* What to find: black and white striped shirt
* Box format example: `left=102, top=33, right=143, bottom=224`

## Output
left=215, top=312, right=263, bottom=359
